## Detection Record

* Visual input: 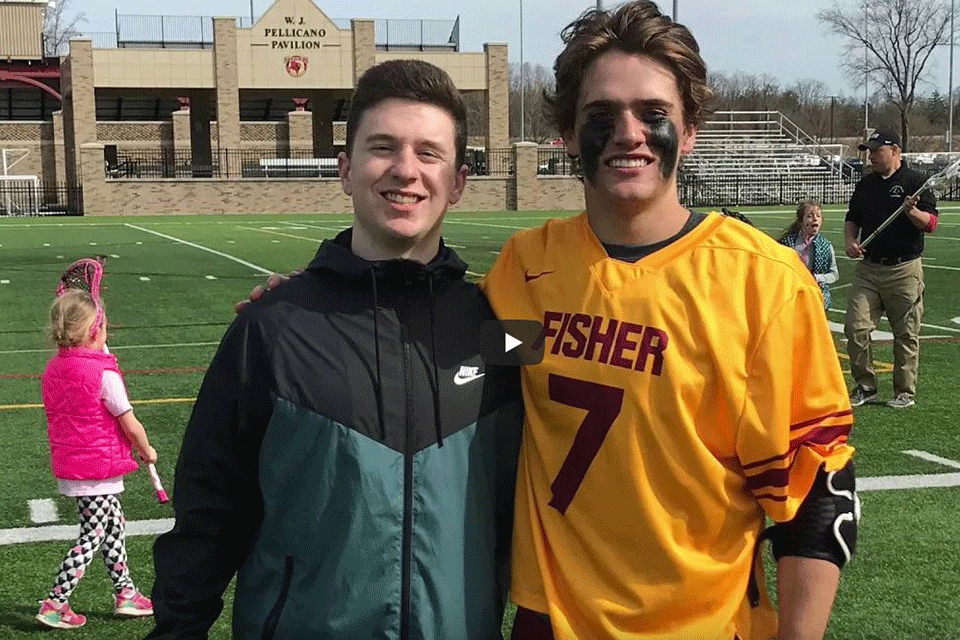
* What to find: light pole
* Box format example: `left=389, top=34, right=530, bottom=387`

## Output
left=250, top=0, right=254, bottom=25
left=949, top=0, right=955, bottom=153
left=519, top=0, right=524, bottom=142
left=673, top=0, right=678, bottom=21
left=829, top=95, right=837, bottom=143
left=863, top=0, right=869, bottom=131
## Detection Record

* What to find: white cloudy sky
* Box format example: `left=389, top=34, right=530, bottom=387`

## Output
left=65, top=0, right=960, bottom=99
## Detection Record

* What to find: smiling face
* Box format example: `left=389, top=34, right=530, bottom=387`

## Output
left=565, top=50, right=696, bottom=214
left=339, top=98, right=467, bottom=262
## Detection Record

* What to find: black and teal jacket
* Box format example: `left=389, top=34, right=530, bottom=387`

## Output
left=147, top=230, right=523, bottom=640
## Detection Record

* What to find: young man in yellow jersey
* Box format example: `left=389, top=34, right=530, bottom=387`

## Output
left=484, top=3, right=858, bottom=639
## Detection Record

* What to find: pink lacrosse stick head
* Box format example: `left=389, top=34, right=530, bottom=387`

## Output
left=56, top=258, right=105, bottom=339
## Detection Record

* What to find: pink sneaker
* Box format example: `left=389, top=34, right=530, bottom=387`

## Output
left=114, top=587, right=153, bottom=617
left=36, top=599, right=86, bottom=629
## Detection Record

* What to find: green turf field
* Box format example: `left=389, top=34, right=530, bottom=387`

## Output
left=0, top=207, right=958, bottom=639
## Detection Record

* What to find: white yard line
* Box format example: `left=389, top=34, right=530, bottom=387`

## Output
left=444, top=220, right=528, bottom=230
left=0, top=341, right=219, bottom=355
left=124, top=223, right=272, bottom=274
left=903, top=450, right=960, bottom=470
left=28, top=499, right=58, bottom=524
left=286, top=221, right=349, bottom=234
left=826, top=308, right=960, bottom=334
left=0, top=518, right=173, bottom=545
left=237, top=226, right=323, bottom=243
left=859, top=472, right=960, bottom=492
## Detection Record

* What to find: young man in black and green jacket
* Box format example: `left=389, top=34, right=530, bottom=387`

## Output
left=147, top=60, right=523, bottom=640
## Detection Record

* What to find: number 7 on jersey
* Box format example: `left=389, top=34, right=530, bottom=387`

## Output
left=547, top=374, right=625, bottom=514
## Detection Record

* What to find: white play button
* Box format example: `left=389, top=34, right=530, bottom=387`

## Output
left=505, top=333, right=523, bottom=352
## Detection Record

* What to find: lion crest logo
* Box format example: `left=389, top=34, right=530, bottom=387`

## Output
left=285, top=56, right=308, bottom=77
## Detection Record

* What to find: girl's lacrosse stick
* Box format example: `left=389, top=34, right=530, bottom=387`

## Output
left=860, top=157, right=960, bottom=249
left=147, top=463, right=170, bottom=503
left=56, top=257, right=106, bottom=338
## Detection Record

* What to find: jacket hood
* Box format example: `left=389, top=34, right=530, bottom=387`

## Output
left=306, top=228, right=468, bottom=286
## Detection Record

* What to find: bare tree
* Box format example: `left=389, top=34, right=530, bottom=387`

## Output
left=788, top=79, right=831, bottom=141
left=509, top=62, right=558, bottom=144
left=43, top=0, right=86, bottom=57
left=818, top=0, right=953, bottom=151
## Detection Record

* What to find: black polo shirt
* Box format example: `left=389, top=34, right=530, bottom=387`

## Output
left=845, top=163, right=938, bottom=263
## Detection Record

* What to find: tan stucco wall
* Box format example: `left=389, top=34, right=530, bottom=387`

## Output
left=373, top=52, right=487, bottom=91
left=92, top=49, right=216, bottom=88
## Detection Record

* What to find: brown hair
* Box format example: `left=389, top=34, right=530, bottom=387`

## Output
left=545, top=0, right=713, bottom=135
left=345, top=59, right=468, bottom=167
left=779, top=199, right=822, bottom=241
left=48, top=289, right=101, bottom=348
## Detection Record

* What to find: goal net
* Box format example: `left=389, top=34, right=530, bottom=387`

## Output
left=1, top=149, right=40, bottom=216
left=0, top=175, right=41, bottom=217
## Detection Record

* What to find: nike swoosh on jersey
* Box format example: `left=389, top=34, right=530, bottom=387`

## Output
left=453, top=371, right=486, bottom=385
left=524, top=270, right=554, bottom=282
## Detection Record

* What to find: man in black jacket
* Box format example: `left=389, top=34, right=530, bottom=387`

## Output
left=844, top=129, right=939, bottom=408
left=147, top=60, right=523, bottom=640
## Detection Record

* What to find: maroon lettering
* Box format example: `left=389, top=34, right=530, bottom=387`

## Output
left=609, top=321, right=643, bottom=369
left=585, top=316, right=618, bottom=364
left=550, top=313, right=572, bottom=355
left=560, top=313, right=591, bottom=359
left=636, top=327, right=668, bottom=375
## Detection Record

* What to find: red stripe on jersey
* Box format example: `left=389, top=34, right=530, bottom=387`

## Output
left=744, top=467, right=790, bottom=492
left=742, top=423, right=852, bottom=471
left=752, top=492, right=789, bottom=502
left=790, top=409, right=853, bottom=431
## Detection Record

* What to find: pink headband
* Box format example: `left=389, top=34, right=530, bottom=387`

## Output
left=56, top=258, right=105, bottom=339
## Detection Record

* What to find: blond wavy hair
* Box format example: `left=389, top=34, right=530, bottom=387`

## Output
left=48, top=289, right=102, bottom=348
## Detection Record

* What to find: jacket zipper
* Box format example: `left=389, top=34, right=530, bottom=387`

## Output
left=400, top=324, right=415, bottom=640
left=261, top=555, right=293, bottom=640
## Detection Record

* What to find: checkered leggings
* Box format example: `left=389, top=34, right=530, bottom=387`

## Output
left=47, top=494, right=135, bottom=602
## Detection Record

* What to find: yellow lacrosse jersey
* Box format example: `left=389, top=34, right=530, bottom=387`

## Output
left=482, top=212, right=853, bottom=640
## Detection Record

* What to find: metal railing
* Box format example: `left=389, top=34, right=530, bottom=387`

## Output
left=80, top=13, right=459, bottom=51
left=537, top=148, right=579, bottom=176
left=104, top=148, right=342, bottom=179
left=375, top=17, right=459, bottom=51
left=0, top=182, right=83, bottom=216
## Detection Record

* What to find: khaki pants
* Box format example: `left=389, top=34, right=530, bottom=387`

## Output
left=844, top=258, right=924, bottom=398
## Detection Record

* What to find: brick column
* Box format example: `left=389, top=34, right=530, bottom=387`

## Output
left=513, top=142, right=538, bottom=211
left=62, top=38, right=97, bottom=191
left=288, top=105, right=313, bottom=155
left=52, top=110, right=66, bottom=185
left=351, top=19, right=376, bottom=83
left=79, top=142, right=107, bottom=216
left=213, top=17, right=241, bottom=153
left=484, top=43, right=509, bottom=150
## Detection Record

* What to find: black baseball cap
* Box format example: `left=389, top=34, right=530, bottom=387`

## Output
left=858, top=129, right=901, bottom=151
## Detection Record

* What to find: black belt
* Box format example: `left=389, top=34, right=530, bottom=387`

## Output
left=865, top=254, right=919, bottom=266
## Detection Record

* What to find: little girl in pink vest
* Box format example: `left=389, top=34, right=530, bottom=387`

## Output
left=37, top=283, right=157, bottom=629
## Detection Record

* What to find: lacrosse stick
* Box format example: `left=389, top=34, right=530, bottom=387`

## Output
left=56, top=257, right=106, bottom=338
left=860, top=157, right=960, bottom=249
left=147, top=463, right=170, bottom=503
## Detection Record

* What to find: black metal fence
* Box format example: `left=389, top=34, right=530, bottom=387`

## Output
left=105, top=148, right=341, bottom=179
left=0, top=182, right=83, bottom=216
left=538, top=148, right=579, bottom=176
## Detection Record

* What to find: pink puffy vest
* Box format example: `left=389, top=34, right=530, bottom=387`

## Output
left=41, top=347, right=139, bottom=481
